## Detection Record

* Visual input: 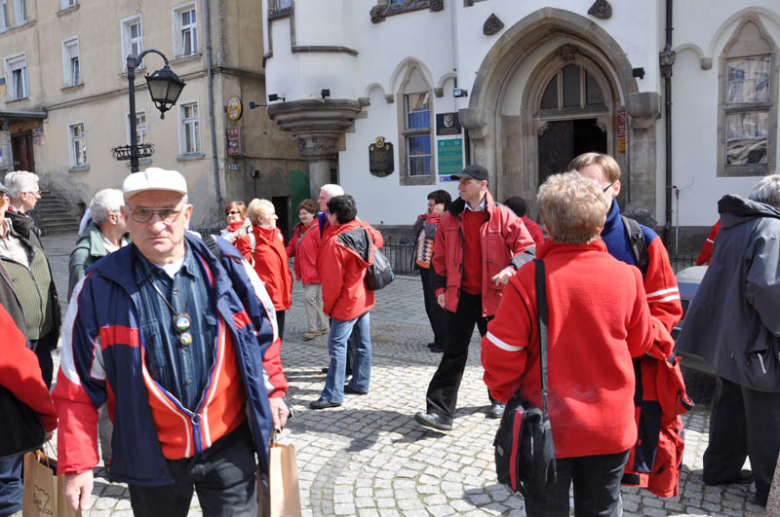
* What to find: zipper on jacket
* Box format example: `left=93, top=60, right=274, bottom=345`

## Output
left=191, top=413, right=204, bottom=454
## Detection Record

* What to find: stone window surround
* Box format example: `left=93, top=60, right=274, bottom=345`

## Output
left=4, top=52, right=27, bottom=100
left=120, top=14, right=143, bottom=72
left=397, top=64, right=436, bottom=186
left=68, top=121, right=87, bottom=168
left=716, top=14, right=778, bottom=178
left=61, top=35, right=80, bottom=88
left=178, top=100, right=201, bottom=156
left=267, top=0, right=293, bottom=21
left=370, top=0, right=444, bottom=24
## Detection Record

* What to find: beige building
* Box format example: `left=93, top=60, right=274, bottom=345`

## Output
left=0, top=0, right=306, bottom=231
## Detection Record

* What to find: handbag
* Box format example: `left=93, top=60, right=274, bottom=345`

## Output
left=23, top=450, right=82, bottom=517
left=0, top=385, right=46, bottom=461
left=494, top=259, right=556, bottom=495
left=364, top=229, right=394, bottom=291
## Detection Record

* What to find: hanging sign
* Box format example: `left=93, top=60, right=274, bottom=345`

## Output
left=227, top=127, right=242, bottom=155
left=369, top=137, right=394, bottom=177
left=227, top=96, right=243, bottom=121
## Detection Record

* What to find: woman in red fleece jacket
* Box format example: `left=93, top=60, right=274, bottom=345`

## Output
left=482, top=172, right=653, bottom=516
left=247, top=198, right=293, bottom=339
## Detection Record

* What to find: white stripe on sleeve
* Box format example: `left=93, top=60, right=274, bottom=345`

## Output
left=486, top=331, right=525, bottom=352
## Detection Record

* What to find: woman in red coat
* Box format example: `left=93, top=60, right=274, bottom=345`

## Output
left=247, top=198, right=293, bottom=338
left=482, top=172, right=653, bottom=516
left=220, top=201, right=253, bottom=254
left=286, top=199, right=328, bottom=340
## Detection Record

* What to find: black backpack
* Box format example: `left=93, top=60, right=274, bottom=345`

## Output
left=622, top=216, right=649, bottom=278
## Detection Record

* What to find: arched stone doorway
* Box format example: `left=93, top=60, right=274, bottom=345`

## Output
left=460, top=8, right=661, bottom=220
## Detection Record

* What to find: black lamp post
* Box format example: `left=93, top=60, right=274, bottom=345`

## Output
left=114, top=49, right=185, bottom=172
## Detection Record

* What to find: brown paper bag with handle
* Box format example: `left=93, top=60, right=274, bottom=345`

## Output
left=258, top=434, right=301, bottom=517
left=22, top=450, right=81, bottom=517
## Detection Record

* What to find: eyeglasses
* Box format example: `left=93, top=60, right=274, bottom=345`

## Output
left=226, top=211, right=241, bottom=216
left=23, top=189, right=41, bottom=197
left=602, top=181, right=616, bottom=193
left=127, top=207, right=184, bottom=224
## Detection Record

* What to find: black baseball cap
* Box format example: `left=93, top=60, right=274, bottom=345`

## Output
left=451, top=165, right=489, bottom=182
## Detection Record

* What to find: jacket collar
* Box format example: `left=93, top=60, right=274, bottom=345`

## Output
left=537, top=238, right=607, bottom=259
left=448, top=190, right=497, bottom=218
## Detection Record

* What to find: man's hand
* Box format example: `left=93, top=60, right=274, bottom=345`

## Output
left=491, top=266, right=516, bottom=286
left=64, top=471, right=93, bottom=512
left=437, top=293, right=446, bottom=308
left=269, top=397, right=290, bottom=431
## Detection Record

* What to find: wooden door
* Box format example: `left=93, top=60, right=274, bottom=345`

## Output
left=11, top=133, right=34, bottom=172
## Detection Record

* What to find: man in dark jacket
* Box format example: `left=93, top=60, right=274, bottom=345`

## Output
left=676, top=174, right=780, bottom=507
left=414, top=165, right=535, bottom=431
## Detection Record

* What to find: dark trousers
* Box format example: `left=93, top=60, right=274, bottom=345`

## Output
left=419, top=268, right=448, bottom=347
left=129, top=422, right=257, bottom=517
left=524, top=450, right=629, bottom=517
left=276, top=310, right=286, bottom=341
left=0, top=455, right=22, bottom=517
left=31, top=338, right=53, bottom=389
left=425, top=292, right=488, bottom=423
left=704, top=376, right=780, bottom=500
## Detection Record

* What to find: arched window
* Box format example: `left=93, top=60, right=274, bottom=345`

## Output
left=539, top=63, right=606, bottom=112
left=718, top=16, right=778, bottom=176
left=398, top=66, right=435, bottom=185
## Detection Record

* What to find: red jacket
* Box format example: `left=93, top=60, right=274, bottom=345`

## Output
left=285, top=221, right=321, bottom=284
left=319, top=220, right=384, bottom=321
left=522, top=216, right=545, bottom=247
left=250, top=226, right=293, bottom=311
left=482, top=240, right=653, bottom=458
left=0, top=303, right=57, bottom=432
left=431, top=191, right=536, bottom=317
left=695, top=220, right=720, bottom=266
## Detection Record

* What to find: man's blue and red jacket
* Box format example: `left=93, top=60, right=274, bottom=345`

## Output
left=53, top=233, right=287, bottom=486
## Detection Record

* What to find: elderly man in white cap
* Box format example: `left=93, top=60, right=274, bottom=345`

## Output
left=54, top=168, right=289, bottom=516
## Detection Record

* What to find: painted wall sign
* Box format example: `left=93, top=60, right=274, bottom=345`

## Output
left=436, top=112, right=462, bottom=136
left=617, top=107, right=627, bottom=152
left=227, top=96, right=243, bottom=121
left=369, top=137, right=394, bottom=177
left=437, top=138, right=463, bottom=181
left=227, top=127, right=242, bottom=155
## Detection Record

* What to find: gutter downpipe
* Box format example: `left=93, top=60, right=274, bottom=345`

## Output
left=660, top=0, right=675, bottom=246
left=204, top=0, right=222, bottom=208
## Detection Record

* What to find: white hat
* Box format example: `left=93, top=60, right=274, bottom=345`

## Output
left=122, top=168, right=188, bottom=199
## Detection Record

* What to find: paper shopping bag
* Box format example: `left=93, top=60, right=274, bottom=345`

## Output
left=268, top=442, right=301, bottom=517
left=23, top=450, right=81, bottom=517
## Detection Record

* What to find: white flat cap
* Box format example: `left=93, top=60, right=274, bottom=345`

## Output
left=123, top=168, right=188, bottom=199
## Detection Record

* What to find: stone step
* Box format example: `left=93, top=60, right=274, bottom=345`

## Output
left=37, top=188, right=80, bottom=236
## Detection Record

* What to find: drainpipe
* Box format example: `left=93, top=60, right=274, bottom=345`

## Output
left=660, top=0, right=675, bottom=246
left=204, top=0, right=222, bottom=208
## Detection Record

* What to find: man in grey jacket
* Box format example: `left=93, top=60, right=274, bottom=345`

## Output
left=676, top=174, right=780, bottom=507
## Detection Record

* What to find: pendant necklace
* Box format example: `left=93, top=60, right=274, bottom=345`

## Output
left=149, top=277, right=193, bottom=346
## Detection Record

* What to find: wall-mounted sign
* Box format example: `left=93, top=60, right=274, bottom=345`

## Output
left=369, top=137, right=394, bottom=177
left=227, top=127, right=242, bottom=155
left=227, top=95, right=243, bottom=121
left=436, top=112, right=462, bottom=136
left=617, top=107, right=627, bottom=153
left=32, top=127, right=44, bottom=147
left=437, top=138, right=463, bottom=181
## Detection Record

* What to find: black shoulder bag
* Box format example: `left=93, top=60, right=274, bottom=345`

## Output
left=494, top=259, right=556, bottom=495
left=364, top=229, right=395, bottom=291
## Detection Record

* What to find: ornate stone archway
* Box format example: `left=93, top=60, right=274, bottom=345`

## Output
left=459, top=7, right=661, bottom=220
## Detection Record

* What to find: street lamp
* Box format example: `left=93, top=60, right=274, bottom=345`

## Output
left=112, top=49, right=185, bottom=172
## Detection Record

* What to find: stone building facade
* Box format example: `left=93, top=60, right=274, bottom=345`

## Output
left=262, top=0, right=780, bottom=253
left=0, top=0, right=306, bottom=231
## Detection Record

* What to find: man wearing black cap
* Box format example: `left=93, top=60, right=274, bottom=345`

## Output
left=415, top=165, right=536, bottom=431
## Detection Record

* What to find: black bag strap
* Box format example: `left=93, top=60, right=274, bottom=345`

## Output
left=621, top=215, right=649, bottom=278
left=535, top=259, right=549, bottom=419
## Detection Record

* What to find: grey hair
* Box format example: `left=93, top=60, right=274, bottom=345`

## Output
left=538, top=171, right=609, bottom=245
left=320, top=184, right=344, bottom=198
left=749, top=174, right=780, bottom=209
left=89, top=189, right=125, bottom=224
left=4, top=171, right=39, bottom=198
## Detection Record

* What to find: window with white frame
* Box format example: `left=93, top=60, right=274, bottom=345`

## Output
left=121, top=15, right=143, bottom=68
left=5, top=53, right=28, bottom=100
left=59, top=0, right=76, bottom=10
left=0, top=1, right=8, bottom=31
left=174, top=3, right=197, bottom=58
left=69, top=122, right=87, bottom=167
left=126, top=111, right=148, bottom=145
left=180, top=102, right=200, bottom=155
left=397, top=66, right=434, bottom=184
left=12, top=0, right=24, bottom=26
left=62, top=37, right=81, bottom=87
left=718, top=16, right=778, bottom=176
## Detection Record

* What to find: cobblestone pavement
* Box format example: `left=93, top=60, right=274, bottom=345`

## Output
left=31, top=233, right=764, bottom=516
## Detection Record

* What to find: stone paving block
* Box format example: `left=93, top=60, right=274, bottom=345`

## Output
left=358, top=509, right=379, bottom=517
left=482, top=502, right=509, bottom=514
left=642, top=506, right=667, bottom=517
left=397, top=497, right=425, bottom=510
left=334, top=503, right=356, bottom=515
left=686, top=506, right=710, bottom=514
left=378, top=509, right=401, bottom=516
left=468, top=493, right=492, bottom=505
left=428, top=504, right=457, bottom=516
left=621, top=498, right=639, bottom=512
left=642, top=496, right=664, bottom=508
left=376, top=498, right=395, bottom=508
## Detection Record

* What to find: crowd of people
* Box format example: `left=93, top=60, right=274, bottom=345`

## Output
left=1, top=154, right=779, bottom=516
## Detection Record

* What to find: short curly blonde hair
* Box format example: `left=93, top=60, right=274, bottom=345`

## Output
left=538, top=172, right=609, bottom=245
left=566, top=152, right=621, bottom=183
left=247, top=198, right=275, bottom=225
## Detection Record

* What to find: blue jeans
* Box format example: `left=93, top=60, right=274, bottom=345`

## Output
left=128, top=422, right=257, bottom=517
left=0, top=455, right=22, bottom=517
left=321, top=312, right=372, bottom=403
